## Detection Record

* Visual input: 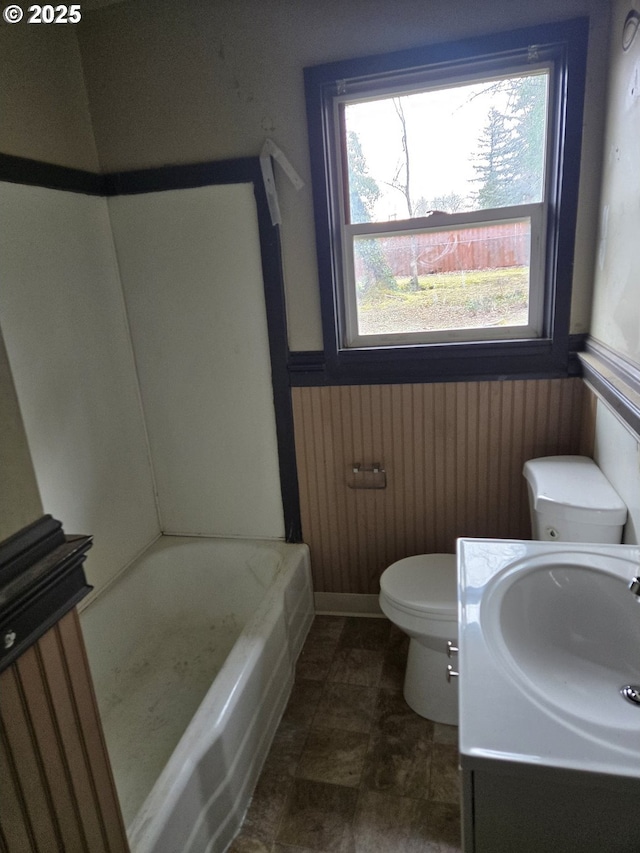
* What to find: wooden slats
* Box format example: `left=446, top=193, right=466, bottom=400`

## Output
left=292, top=378, right=595, bottom=594
left=57, top=611, right=128, bottom=853
left=1, top=657, right=66, bottom=851
left=0, top=610, right=129, bottom=853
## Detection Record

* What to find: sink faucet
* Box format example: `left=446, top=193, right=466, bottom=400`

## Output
left=630, top=577, right=640, bottom=596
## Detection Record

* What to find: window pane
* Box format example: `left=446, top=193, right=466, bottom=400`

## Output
left=344, top=72, right=548, bottom=225
left=353, top=221, right=531, bottom=336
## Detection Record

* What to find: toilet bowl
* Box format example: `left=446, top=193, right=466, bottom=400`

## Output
left=379, top=554, right=458, bottom=725
left=379, top=455, right=628, bottom=726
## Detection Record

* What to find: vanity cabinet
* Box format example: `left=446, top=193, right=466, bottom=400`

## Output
left=458, top=538, right=640, bottom=853
left=461, top=756, right=640, bottom=852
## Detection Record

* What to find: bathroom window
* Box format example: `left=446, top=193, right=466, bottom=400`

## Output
left=304, top=19, right=588, bottom=382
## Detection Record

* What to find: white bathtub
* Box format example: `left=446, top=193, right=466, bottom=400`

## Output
left=80, top=535, right=313, bottom=853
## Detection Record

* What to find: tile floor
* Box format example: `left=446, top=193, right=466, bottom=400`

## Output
left=229, top=614, right=462, bottom=853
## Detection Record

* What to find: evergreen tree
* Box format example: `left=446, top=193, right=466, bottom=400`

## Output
left=347, top=130, right=381, bottom=224
left=508, top=73, right=546, bottom=203
left=472, top=73, right=547, bottom=209
left=473, top=106, right=517, bottom=208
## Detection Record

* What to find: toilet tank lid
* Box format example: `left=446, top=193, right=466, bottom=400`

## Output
left=523, top=456, right=627, bottom=524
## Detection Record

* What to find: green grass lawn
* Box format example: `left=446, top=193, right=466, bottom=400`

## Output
left=357, top=266, right=529, bottom=335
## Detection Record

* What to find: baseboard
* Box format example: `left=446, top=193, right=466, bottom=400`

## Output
left=314, top=592, right=384, bottom=617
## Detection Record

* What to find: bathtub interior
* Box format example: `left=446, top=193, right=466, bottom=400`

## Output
left=82, top=536, right=284, bottom=704
left=80, top=535, right=313, bottom=852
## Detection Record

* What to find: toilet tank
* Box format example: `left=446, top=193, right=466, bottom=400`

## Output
left=523, top=455, right=627, bottom=544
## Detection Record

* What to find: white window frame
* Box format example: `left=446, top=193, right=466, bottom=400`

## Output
left=333, top=64, right=553, bottom=350
left=341, top=206, right=546, bottom=348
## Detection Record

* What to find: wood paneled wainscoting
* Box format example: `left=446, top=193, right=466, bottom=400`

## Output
left=0, top=610, right=128, bottom=852
left=0, top=516, right=128, bottom=853
left=292, top=378, right=596, bottom=596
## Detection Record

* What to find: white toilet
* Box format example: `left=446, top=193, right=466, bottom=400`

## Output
left=380, top=553, right=458, bottom=724
left=379, top=454, right=627, bottom=725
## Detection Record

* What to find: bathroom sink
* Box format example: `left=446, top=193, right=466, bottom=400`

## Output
left=482, top=554, right=640, bottom=732
left=458, top=539, right=640, bottom=778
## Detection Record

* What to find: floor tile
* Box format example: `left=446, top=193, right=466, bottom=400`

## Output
left=261, top=720, right=309, bottom=778
left=233, top=767, right=292, bottom=845
left=433, top=723, right=459, bottom=746
left=227, top=836, right=272, bottom=853
left=379, top=630, right=410, bottom=691
left=428, top=744, right=460, bottom=804
left=327, top=647, right=385, bottom=687
left=361, top=725, right=432, bottom=798
left=233, top=615, right=463, bottom=853
left=353, top=790, right=461, bottom=852
left=296, top=727, right=369, bottom=787
left=373, top=687, right=435, bottom=742
left=361, top=689, right=434, bottom=798
left=312, top=682, right=378, bottom=734
left=338, top=616, right=391, bottom=650
left=296, top=640, right=338, bottom=681
left=281, top=680, right=324, bottom=729
left=306, top=615, right=346, bottom=643
left=276, top=779, right=358, bottom=851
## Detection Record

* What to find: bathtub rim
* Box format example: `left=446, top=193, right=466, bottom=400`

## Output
left=78, top=532, right=302, bottom=614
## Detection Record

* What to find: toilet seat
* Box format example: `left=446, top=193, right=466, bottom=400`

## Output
left=380, top=554, right=457, bottom=621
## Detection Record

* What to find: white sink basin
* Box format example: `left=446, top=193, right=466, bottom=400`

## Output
left=483, top=554, right=640, bottom=733
left=458, top=539, right=640, bottom=778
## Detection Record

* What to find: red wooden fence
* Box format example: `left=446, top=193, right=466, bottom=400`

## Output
left=356, top=220, right=530, bottom=278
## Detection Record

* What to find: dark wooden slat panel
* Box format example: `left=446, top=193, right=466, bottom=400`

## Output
left=0, top=718, right=35, bottom=853
left=57, top=610, right=129, bottom=853
left=15, top=646, right=86, bottom=851
left=37, top=626, right=107, bottom=853
left=0, top=665, right=60, bottom=851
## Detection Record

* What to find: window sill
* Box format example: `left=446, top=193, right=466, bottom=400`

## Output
left=288, top=335, right=586, bottom=386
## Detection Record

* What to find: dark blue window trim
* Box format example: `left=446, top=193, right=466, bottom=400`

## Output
left=304, top=18, right=589, bottom=384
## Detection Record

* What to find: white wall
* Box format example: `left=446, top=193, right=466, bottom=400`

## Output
left=0, top=326, right=43, bottom=541
left=593, top=400, right=640, bottom=545
left=107, top=184, right=284, bottom=539
left=0, top=178, right=284, bottom=594
left=587, top=0, right=640, bottom=547
left=0, top=24, right=98, bottom=171
left=590, top=0, right=640, bottom=364
left=0, top=182, right=160, bottom=595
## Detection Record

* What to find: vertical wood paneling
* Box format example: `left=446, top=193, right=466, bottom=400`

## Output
left=15, top=645, right=86, bottom=852
left=433, top=385, right=444, bottom=548
left=0, top=665, right=60, bottom=851
left=293, top=377, right=596, bottom=594
left=36, top=627, right=106, bottom=852
left=58, top=610, right=129, bottom=853
left=0, top=610, right=129, bottom=853
left=0, top=723, right=34, bottom=853
left=454, top=384, right=468, bottom=540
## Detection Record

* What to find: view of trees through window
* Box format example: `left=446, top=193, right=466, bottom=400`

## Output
left=343, top=71, right=548, bottom=338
